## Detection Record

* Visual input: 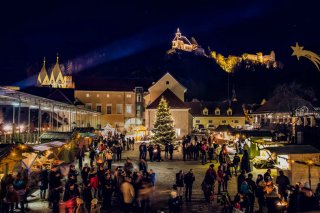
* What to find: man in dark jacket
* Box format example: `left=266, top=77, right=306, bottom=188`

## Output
left=276, top=170, right=290, bottom=201
left=246, top=173, right=257, bottom=213
left=184, top=169, right=195, bottom=201
left=175, top=170, right=184, bottom=202
left=233, top=153, right=241, bottom=176
left=169, top=143, right=174, bottom=160
left=237, top=170, right=246, bottom=193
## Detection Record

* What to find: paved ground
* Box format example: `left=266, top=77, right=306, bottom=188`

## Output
left=26, top=144, right=276, bottom=213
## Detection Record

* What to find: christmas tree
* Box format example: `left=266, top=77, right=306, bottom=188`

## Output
left=152, top=97, right=176, bottom=144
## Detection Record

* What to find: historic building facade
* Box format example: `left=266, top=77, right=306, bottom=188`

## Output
left=144, top=73, right=193, bottom=138
left=37, top=55, right=75, bottom=89
left=75, top=87, right=144, bottom=132
left=186, top=99, right=246, bottom=130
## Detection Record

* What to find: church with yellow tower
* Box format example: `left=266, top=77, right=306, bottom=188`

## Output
left=37, top=55, right=75, bottom=88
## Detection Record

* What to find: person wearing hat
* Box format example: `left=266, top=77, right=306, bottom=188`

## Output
left=90, top=198, right=101, bottom=213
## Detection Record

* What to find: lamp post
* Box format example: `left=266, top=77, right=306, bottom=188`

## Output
left=307, top=160, right=313, bottom=188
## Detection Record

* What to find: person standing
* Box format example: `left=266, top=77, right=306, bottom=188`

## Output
left=237, top=170, right=246, bottom=193
left=246, top=173, right=257, bottom=213
left=175, top=170, right=184, bottom=202
left=184, top=169, right=195, bottom=202
left=233, top=153, right=240, bottom=176
left=169, top=143, right=174, bottom=160
left=106, top=151, right=113, bottom=170
left=276, top=170, right=290, bottom=201
left=263, top=169, right=272, bottom=182
left=147, top=144, right=154, bottom=162
left=165, top=143, right=169, bottom=159
left=120, top=176, right=135, bottom=213
left=77, top=147, right=85, bottom=170
left=202, top=164, right=217, bottom=202
left=240, top=150, right=251, bottom=173
left=89, top=148, right=96, bottom=167
left=39, top=166, right=49, bottom=200
left=217, top=166, right=224, bottom=194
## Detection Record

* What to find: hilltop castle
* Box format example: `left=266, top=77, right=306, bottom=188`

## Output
left=37, top=55, right=75, bottom=88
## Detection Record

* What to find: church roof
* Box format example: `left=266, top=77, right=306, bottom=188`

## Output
left=38, top=59, right=48, bottom=83
left=146, top=89, right=189, bottom=109
left=50, top=55, right=63, bottom=81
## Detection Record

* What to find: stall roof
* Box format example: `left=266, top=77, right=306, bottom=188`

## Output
left=39, top=132, right=73, bottom=141
left=73, top=127, right=95, bottom=133
left=265, top=145, right=320, bottom=155
left=0, top=144, right=14, bottom=160
left=33, top=141, right=66, bottom=151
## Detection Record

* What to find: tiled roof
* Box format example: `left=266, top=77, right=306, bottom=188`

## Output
left=265, top=145, right=320, bottom=155
left=146, top=89, right=189, bottom=109
left=254, top=94, right=314, bottom=114
left=185, top=100, right=244, bottom=116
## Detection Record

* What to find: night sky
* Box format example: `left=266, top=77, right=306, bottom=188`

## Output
left=0, top=0, right=319, bottom=99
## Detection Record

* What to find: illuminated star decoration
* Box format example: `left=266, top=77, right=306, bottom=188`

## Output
left=291, top=42, right=320, bottom=71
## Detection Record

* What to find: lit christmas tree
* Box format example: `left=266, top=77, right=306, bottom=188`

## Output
left=152, top=97, right=176, bottom=144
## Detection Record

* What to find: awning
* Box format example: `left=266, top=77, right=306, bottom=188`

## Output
left=33, top=141, right=66, bottom=151
left=265, top=145, right=320, bottom=155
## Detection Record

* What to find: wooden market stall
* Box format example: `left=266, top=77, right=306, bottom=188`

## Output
left=265, top=145, right=320, bottom=190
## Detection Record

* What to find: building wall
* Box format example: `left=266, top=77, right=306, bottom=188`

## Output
left=285, top=153, right=320, bottom=190
left=192, top=116, right=245, bottom=129
left=75, top=90, right=138, bottom=131
left=145, top=109, right=191, bottom=138
left=145, top=74, right=185, bottom=105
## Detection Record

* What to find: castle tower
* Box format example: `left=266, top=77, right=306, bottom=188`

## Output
left=37, top=57, right=50, bottom=86
left=49, top=54, right=65, bottom=88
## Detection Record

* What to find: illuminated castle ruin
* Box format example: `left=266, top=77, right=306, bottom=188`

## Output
left=210, top=50, right=278, bottom=73
left=37, top=55, right=75, bottom=88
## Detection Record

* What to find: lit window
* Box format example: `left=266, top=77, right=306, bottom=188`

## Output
left=85, top=103, right=92, bottom=110
left=126, top=94, right=132, bottom=98
left=96, top=105, right=102, bottom=112
left=106, top=104, right=112, bottom=114
left=126, top=104, right=132, bottom=114
left=227, top=108, right=233, bottom=116
left=106, top=94, right=110, bottom=98
left=116, top=104, right=123, bottom=114
left=203, top=108, right=208, bottom=115
left=96, top=94, right=100, bottom=98
left=137, top=95, right=141, bottom=102
left=86, top=93, right=90, bottom=98
left=215, top=108, right=220, bottom=115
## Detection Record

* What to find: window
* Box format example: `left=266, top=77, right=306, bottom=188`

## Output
left=96, top=104, right=102, bottom=113
left=106, top=104, right=112, bottom=114
left=106, top=94, right=110, bottom=98
left=222, top=120, right=226, bottom=124
left=96, top=94, right=100, bottom=98
left=196, top=120, right=200, bottom=124
left=208, top=120, right=212, bottom=124
left=203, top=108, right=208, bottom=116
left=137, top=94, right=141, bottom=102
left=234, top=120, right=239, bottom=123
left=85, top=103, right=92, bottom=110
left=227, top=107, right=233, bottom=116
left=86, top=93, right=90, bottom=98
left=166, top=81, right=169, bottom=85
left=215, top=108, right=220, bottom=115
left=116, top=104, right=123, bottom=114
left=126, top=104, right=132, bottom=114
left=126, top=94, right=132, bottom=98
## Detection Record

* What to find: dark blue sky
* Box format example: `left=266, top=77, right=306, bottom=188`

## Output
left=0, top=0, right=319, bottom=86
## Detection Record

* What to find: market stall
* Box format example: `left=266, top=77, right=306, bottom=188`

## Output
left=264, top=145, right=320, bottom=190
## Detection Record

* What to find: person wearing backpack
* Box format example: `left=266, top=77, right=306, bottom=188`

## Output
left=246, top=173, right=257, bottom=213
